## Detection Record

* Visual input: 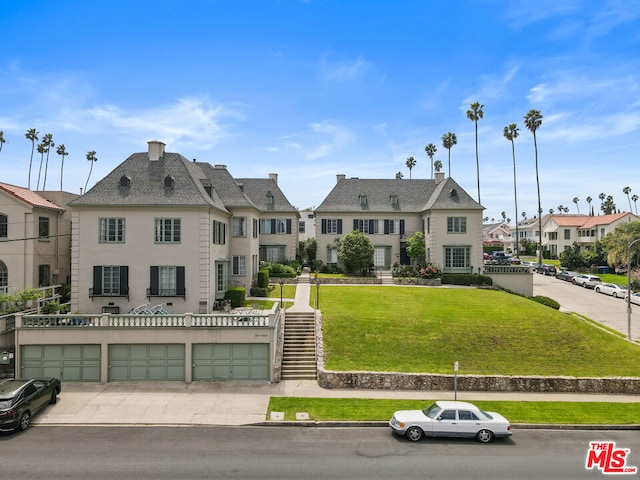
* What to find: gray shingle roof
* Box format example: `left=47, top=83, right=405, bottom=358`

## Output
left=196, top=163, right=257, bottom=209
left=234, top=178, right=298, bottom=214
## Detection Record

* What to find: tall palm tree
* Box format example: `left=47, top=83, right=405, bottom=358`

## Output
left=84, top=151, right=98, bottom=193
left=632, top=194, right=639, bottom=214
left=521, top=211, right=526, bottom=219
left=36, top=142, right=47, bottom=190
left=599, top=192, right=606, bottom=209
left=56, top=144, right=68, bottom=190
left=433, top=160, right=443, bottom=172
left=503, top=123, right=520, bottom=255
left=466, top=101, right=484, bottom=204
left=41, top=133, right=54, bottom=190
left=0, top=131, right=5, bottom=156
left=441, top=132, right=457, bottom=177
left=557, top=204, right=564, bottom=214
left=573, top=197, right=580, bottom=213
left=586, top=196, right=592, bottom=215
left=524, top=108, right=543, bottom=265
left=405, top=156, right=416, bottom=179
left=623, top=186, right=632, bottom=212
left=25, top=128, right=39, bottom=189
left=424, top=143, right=437, bottom=179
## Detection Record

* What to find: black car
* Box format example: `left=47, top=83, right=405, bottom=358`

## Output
left=533, top=264, right=556, bottom=275
left=0, top=378, right=61, bottom=431
left=556, top=270, right=578, bottom=282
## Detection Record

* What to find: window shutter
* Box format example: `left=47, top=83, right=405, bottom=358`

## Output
left=337, top=219, right=342, bottom=234
left=120, top=266, right=129, bottom=295
left=321, top=219, right=327, bottom=234
left=271, top=219, right=276, bottom=234
left=369, top=220, right=375, bottom=233
left=286, top=219, right=291, bottom=234
left=149, top=266, right=159, bottom=296
left=176, top=267, right=186, bottom=296
left=400, top=220, right=405, bottom=235
left=92, top=266, right=102, bottom=295
left=384, top=220, right=390, bottom=234
left=353, top=219, right=358, bottom=231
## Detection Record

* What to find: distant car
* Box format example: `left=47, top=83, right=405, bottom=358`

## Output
left=534, top=264, right=556, bottom=276
left=0, top=378, right=61, bottom=431
left=624, top=292, right=640, bottom=306
left=520, top=261, right=535, bottom=268
left=555, top=270, right=578, bottom=282
left=389, top=400, right=512, bottom=443
left=509, top=257, right=521, bottom=265
left=594, top=283, right=628, bottom=298
left=573, top=274, right=603, bottom=289
left=483, top=253, right=490, bottom=261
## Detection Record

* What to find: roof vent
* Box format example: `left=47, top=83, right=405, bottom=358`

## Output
left=450, top=188, right=457, bottom=198
left=119, top=175, right=131, bottom=188
left=164, top=176, right=175, bottom=189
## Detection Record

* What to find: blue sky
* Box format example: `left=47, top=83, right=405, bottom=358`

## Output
left=1, top=0, right=639, bottom=221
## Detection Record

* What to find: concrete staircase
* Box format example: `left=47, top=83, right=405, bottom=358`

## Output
left=378, top=270, right=394, bottom=285
left=281, top=311, right=317, bottom=380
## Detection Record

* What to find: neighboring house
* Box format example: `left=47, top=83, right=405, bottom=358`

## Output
left=314, top=172, right=484, bottom=273
left=297, top=209, right=316, bottom=242
left=483, top=222, right=512, bottom=250
left=515, top=215, right=547, bottom=254
left=0, top=183, right=77, bottom=294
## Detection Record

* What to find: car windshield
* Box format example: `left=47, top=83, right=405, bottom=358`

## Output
left=422, top=403, right=442, bottom=419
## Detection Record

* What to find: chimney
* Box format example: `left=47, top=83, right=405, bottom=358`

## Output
left=269, top=173, right=278, bottom=185
left=336, top=174, right=346, bottom=183
left=435, top=172, right=445, bottom=184
left=147, top=141, right=166, bottom=161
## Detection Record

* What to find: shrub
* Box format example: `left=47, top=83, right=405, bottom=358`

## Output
left=442, top=274, right=493, bottom=286
left=531, top=295, right=560, bottom=310
left=250, top=287, right=268, bottom=297
left=257, top=270, right=269, bottom=289
left=224, top=287, right=246, bottom=308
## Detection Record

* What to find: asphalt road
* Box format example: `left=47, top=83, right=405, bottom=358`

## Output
left=1, top=426, right=638, bottom=479
left=532, top=272, right=639, bottom=341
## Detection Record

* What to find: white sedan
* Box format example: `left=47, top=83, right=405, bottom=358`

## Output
left=389, top=400, right=512, bottom=443
left=594, top=283, right=629, bottom=298
left=625, top=292, right=640, bottom=306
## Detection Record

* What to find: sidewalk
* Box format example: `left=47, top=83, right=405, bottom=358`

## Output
left=33, top=273, right=640, bottom=428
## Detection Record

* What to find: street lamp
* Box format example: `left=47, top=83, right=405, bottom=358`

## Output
left=279, top=280, right=284, bottom=312
left=626, top=238, right=640, bottom=340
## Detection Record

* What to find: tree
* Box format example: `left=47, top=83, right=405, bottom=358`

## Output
left=424, top=143, right=437, bottom=179
left=36, top=142, right=47, bottom=190
left=56, top=144, right=69, bottom=190
left=441, top=132, right=457, bottom=177
left=84, top=151, right=98, bottom=193
left=405, top=156, right=416, bottom=179
left=602, top=221, right=640, bottom=268
left=573, top=197, right=580, bottom=213
left=549, top=208, right=554, bottom=214
left=395, top=171, right=403, bottom=179
left=41, top=133, right=54, bottom=190
left=405, top=231, right=426, bottom=265
left=524, top=108, right=543, bottom=265
left=632, top=194, right=639, bottom=214
left=586, top=196, right=592, bottom=215
left=521, top=211, right=527, bottom=219
left=433, top=160, right=442, bottom=172
left=298, top=238, right=317, bottom=266
left=623, top=186, right=632, bottom=212
left=557, top=204, right=564, bottom=214
left=598, top=192, right=606, bottom=208
left=337, top=230, right=374, bottom=275
left=503, top=123, right=520, bottom=254
left=501, top=211, right=507, bottom=222
left=0, top=131, right=5, bottom=156
left=602, top=195, right=616, bottom=215
left=25, top=128, right=39, bottom=189
left=466, top=101, right=484, bottom=204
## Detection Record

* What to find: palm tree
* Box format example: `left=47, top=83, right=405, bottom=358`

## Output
left=41, top=133, right=54, bottom=190
left=623, top=186, right=632, bottom=212
left=441, top=132, right=457, bottom=177
left=632, top=194, right=639, bottom=214
left=602, top=195, right=616, bottom=215
left=573, top=197, right=580, bottom=213
left=503, top=123, right=520, bottom=255
left=521, top=211, right=527, bottom=219
left=84, top=151, right=97, bottom=193
left=0, top=131, right=5, bottom=156
left=36, top=142, right=47, bottom=190
left=424, top=143, right=437, bottom=179
left=524, top=109, right=543, bottom=265
left=56, top=144, right=68, bottom=190
left=25, top=128, right=39, bottom=189
left=395, top=171, right=403, bottom=179
left=586, top=196, right=592, bottom=215
left=557, top=204, right=564, bottom=214
left=466, top=101, right=484, bottom=204
left=433, top=159, right=443, bottom=172
left=599, top=192, right=606, bottom=210
left=549, top=208, right=554, bottom=214
left=405, top=156, right=416, bottom=179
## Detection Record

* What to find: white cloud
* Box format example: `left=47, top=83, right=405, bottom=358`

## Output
left=280, top=121, right=354, bottom=160
left=320, top=55, right=371, bottom=81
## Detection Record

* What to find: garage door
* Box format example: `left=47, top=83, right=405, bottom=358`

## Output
left=192, top=344, right=269, bottom=380
left=109, top=344, right=185, bottom=381
left=21, top=345, right=101, bottom=382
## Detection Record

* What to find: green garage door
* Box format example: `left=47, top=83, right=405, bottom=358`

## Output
left=21, top=345, right=101, bottom=382
left=192, top=344, right=269, bottom=380
left=109, top=344, right=185, bottom=381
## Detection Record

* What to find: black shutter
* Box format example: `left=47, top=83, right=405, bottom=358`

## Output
left=271, top=219, right=276, bottom=234
left=150, top=266, right=159, bottom=296
left=120, top=266, right=129, bottom=296
left=321, top=219, right=327, bottom=234
left=369, top=220, right=375, bottom=234
left=353, top=219, right=358, bottom=231
left=384, top=220, right=390, bottom=234
left=92, top=266, right=102, bottom=295
left=337, top=219, right=342, bottom=234
left=176, top=267, right=186, bottom=296
left=286, top=219, right=291, bottom=234
left=400, top=220, right=405, bottom=235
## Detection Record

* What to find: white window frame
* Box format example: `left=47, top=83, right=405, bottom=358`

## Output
left=233, top=217, right=247, bottom=237
left=447, top=217, right=467, bottom=234
left=100, top=218, right=125, bottom=243
left=155, top=218, right=181, bottom=243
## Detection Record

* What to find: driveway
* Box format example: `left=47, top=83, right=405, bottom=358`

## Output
left=532, top=272, right=639, bottom=341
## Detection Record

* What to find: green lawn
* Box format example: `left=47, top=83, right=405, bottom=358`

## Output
left=267, top=284, right=296, bottom=299
left=319, top=286, right=640, bottom=377
left=267, top=397, right=640, bottom=424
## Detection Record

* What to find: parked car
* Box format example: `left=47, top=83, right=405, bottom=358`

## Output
left=488, top=252, right=512, bottom=265
left=0, top=378, right=61, bottom=431
left=520, top=261, right=535, bottom=268
left=534, top=264, right=557, bottom=276
left=573, top=274, right=603, bottom=289
left=624, top=292, right=640, bottom=306
left=389, top=400, right=512, bottom=443
left=594, top=283, right=628, bottom=298
left=555, top=270, right=578, bottom=282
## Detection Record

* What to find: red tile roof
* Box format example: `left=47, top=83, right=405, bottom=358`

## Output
left=0, top=183, right=65, bottom=211
left=579, top=212, right=637, bottom=229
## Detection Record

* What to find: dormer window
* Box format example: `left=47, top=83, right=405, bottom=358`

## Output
left=164, top=176, right=175, bottom=188
left=119, top=175, right=131, bottom=188
left=266, top=192, right=274, bottom=205
left=359, top=194, right=368, bottom=206
left=450, top=188, right=458, bottom=198
left=390, top=194, right=398, bottom=206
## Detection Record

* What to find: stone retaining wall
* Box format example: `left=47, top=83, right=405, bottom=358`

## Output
left=393, top=278, right=441, bottom=286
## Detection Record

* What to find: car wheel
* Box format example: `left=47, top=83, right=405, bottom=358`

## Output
left=50, top=387, right=59, bottom=404
left=595, top=287, right=600, bottom=293
left=476, top=429, right=493, bottom=443
left=583, top=283, right=588, bottom=288
left=405, top=426, right=424, bottom=442
left=18, top=411, right=31, bottom=431
left=613, top=293, right=619, bottom=298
